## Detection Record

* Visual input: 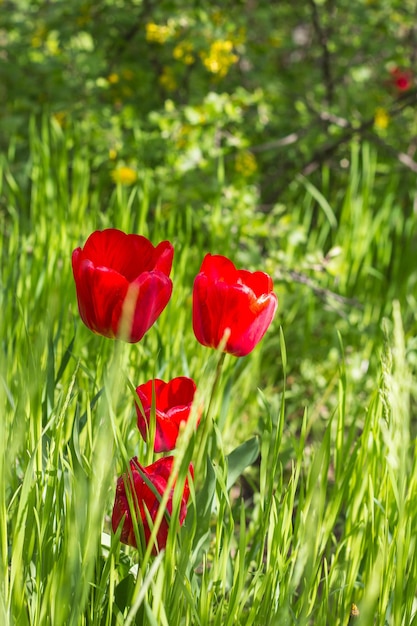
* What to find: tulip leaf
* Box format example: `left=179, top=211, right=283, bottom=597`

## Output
left=226, top=436, right=260, bottom=490
left=196, top=455, right=216, bottom=520
left=55, top=334, right=75, bottom=384
left=114, top=573, right=136, bottom=613
left=191, top=456, right=216, bottom=549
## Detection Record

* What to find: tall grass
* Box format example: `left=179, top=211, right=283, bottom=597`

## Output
left=0, top=119, right=416, bottom=624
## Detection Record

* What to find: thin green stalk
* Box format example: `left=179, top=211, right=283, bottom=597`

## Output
left=195, top=350, right=226, bottom=477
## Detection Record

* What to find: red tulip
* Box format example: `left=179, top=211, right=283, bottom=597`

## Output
left=112, top=456, right=192, bottom=553
left=72, top=229, right=173, bottom=342
left=389, top=67, right=413, bottom=92
left=192, top=254, right=278, bottom=357
left=136, top=377, right=198, bottom=452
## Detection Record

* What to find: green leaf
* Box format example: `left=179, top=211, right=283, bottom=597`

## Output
left=196, top=455, right=216, bottom=523
left=114, top=573, right=136, bottom=614
left=226, top=437, right=260, bottom=490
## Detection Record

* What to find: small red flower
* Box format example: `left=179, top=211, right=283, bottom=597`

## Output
left=389, top=67, right=413, bottom=92
left=136, top=377, right=198, bottom=452
left=72, top=229, right=173, bottom=342
left=192, top=254, right=278, bottom=357
left=112, top=456, right=192, bottom=553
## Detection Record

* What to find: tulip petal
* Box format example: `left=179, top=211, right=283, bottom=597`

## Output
left=153, top=240, right=175, bottom=275
left=237, top=268, right=274, bottom=298
left=127, top=272, right=173, bottom=343
left=74, top=259, right=128, bottom=338
left=81, top=229, right=173, bottom=280
left=199, top=254, right=238, bottom=283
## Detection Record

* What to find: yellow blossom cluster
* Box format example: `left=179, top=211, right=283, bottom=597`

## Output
left=230, top=27, right=247, bottom=47
left=145, top=22, right=172, bottom=44
left=121, top=68, right=134, bottom=81
left=76, top=4, right=92, bottom=27
left=31, top=24, right=48, bottom=48
left=200, top=40, right=238, bottom=77
left=374, top=107, right=389, bottom=130
left=52, top=111, right=67, bottom=128
left=173, top=41, right=195, bottom=65
left=159, top=67, right=178, bottom=92
left=31, top=26, right=60, bottom=55
left=211, top=9, right=225, bottom=25
left=107, top=73, right=119, bottom=85
left=234, top=150, right=258, bottom=176
left=104, top=69, right=135, bottom=103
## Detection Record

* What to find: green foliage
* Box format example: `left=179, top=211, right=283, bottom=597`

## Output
left=1, top=0, right=417, bottom=213
left=1, top=2, right=417, bottom=624
left=1, top=118, right=417, bottom=624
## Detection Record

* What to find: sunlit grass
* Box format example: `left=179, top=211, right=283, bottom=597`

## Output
left=0, top=119, right=416, bottom=625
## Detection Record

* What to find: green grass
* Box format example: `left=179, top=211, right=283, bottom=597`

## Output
left=1, top=119, right=417, bottom=625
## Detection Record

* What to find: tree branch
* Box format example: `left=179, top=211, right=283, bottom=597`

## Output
left=308, top=0, right=334, bottom=105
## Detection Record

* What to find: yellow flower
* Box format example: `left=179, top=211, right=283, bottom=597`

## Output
left=76, top=4, right=92, bottom=27
left=108, top=148, right=118, bottom=160
left=173, top=41, right=195, bottom=65
left=121, top=86, right=133, bottom=97
left=159, top=67, right=177, bottom=92
left=230, top=27, right=247, bottom=47
left=31, top=36, right=42, bottom=48
left=235, top=150, right=258, bottom=176
left=268, top=33, right=283, bottom=48
left=374, top=107, right=389, bottom=130
left=145, top=22, right=171, bottom=44
left=121, top=68, right=134, bottom=80
left=45, top=31, right=60, bottom=55
left=31, top=24, right=47, bottom=48
left=107, top=73, right=119, bottom=84
left=201, top=40, right=238, bottom=77
left=111, top=166, right=137, bottom=186
left=175, top=124, right=193, bottom=149
left=211, top=9, right=225, bottom=25
left=52, top=111, right=67, bottom=127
